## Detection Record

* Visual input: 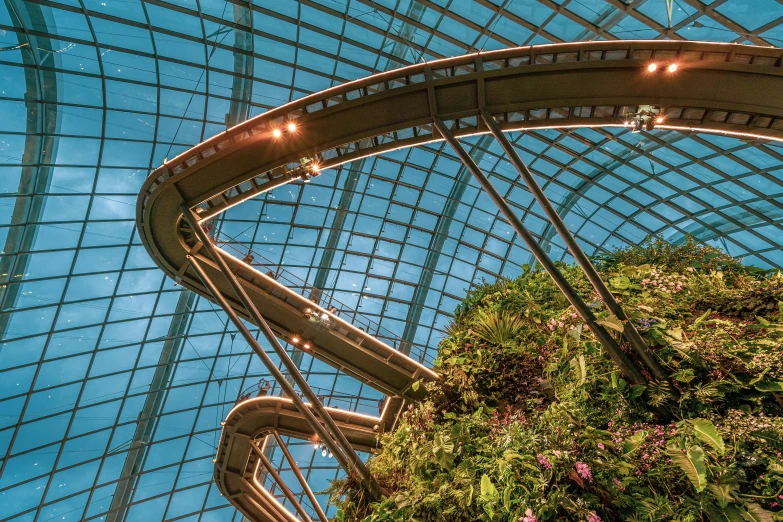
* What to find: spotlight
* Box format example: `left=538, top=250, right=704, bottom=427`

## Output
left=647, top=63, right=658, bottom=72
left=311, top=164, right=321, bottom=174
left=656, top=117, right=664, bottom=124
left=272, top=128, right=282, bottom=138
left=287, top=122, right=297, bottom=132
left=303, top=342, right=311, bottom=350
left=667, top=63, right=678, bottom=73
left=291, top=336, right=300, bottom=344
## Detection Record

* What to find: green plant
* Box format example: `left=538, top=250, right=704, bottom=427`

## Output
left=331, top=241, right=783, bottom=521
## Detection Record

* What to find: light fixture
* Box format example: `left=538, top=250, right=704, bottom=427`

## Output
left=272, top=128, right=282, bottom=138
left=287, top=122, right=297, bottom=132
left=291, top=336, right=300, bottom=344
left=311, top=164, right=321, bottom=174
left=303, top=342, right=311, bottom=350
left=647, top=63, right=658, bottom=72
left=656, top=117, right=664, bottom=124
left=667, top=63, right=678, bottom=73
left=321, top=448, right=328, bottom=457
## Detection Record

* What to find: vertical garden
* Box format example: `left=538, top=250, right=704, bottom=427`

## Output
left=331, top=240, right=783, bottom=521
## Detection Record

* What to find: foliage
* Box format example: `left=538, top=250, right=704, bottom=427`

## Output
left=331, top=240, right=783, bottom=521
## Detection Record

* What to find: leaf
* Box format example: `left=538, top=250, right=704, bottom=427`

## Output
left=610, top=275, right=631, bottom=290
left=411, top=380, right=420, bottom=392
left=754, top=381, right=783, bottom=392
left=597, top=314, right=625, bottom=332
left=706, top=483, right=737, bottom=508
left=479, top=474, right=497, bottom=501
left=693, top=309, right=712, bottom=328
left=622, top=431, right=646, bottom=457
left=629, top=384, right=646, bottom=400
left=570, top=355, right=587, bottom=385
left=692, top=418, right=725, bottom=455
left=568, top=324, right=582, bottom=342
left=502, top=485, right=512, bottom=510
left=742, top=503, right=774, bottom=522
left=667, top=445, right=707, bottom=493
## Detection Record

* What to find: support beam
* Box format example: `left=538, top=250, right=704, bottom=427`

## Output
left=433, top=118, right=646, bottom=386
left=479, top=110, right=671, bottom=384
left=273, top=431, right=329, bottom=522
left=183, top=210, right=381, bottom=501
left=251, top=443, right=314, bottom=522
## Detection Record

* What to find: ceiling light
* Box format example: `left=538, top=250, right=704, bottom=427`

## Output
left=291, top=336, right=300, bottom=344
left=656, top=117, right=664, bottom=124
left=303, top=342, right=311, bottom=350
left=272, top=129, right=282, bottom=138
left=668, top=63, right=678, bottom=73
left=647, top=63, right=658, bottom=72
left=287, top=122, right=297, bottom=132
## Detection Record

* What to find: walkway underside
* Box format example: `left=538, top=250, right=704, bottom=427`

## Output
left=136, top=40, right=783, bottom=521
left=215, top=397, right=405, bottom=522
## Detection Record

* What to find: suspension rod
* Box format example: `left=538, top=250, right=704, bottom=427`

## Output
left=251, top=443, right=314, bottom=522
left=479, top=110, right=670, bottom=384
left=273, top=431, right=329, bottom=522
left=183, top=227, right=381, bottom=501
left=433, top=119, right=646, bottom=385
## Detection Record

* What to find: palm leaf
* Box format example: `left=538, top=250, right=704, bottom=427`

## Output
left=667, top=445, right=707, bottom=492
left=692, top=418, right=726, bottom=455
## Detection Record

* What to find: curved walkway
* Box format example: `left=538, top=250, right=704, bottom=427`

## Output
left=136, top=40, right=783, bottom=521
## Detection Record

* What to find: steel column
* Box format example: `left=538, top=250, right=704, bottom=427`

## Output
left=479, top=110, right=670, bottom=383
left=273, top=431, right=329, bottom=522
left=183, top=243, right=381, bottom=501
left=251, top=443, right=313, bottom=522
left=433, top=119, right=646, bottom=385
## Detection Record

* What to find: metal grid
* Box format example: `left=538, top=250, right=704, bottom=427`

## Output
left=1, top=0, right=783, bottom=521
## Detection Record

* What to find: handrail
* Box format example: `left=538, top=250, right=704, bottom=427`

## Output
left=217, top=233, right=434, bottom=365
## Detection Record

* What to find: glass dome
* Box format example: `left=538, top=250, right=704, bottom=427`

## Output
left=1, top=1, right=782, bottom=521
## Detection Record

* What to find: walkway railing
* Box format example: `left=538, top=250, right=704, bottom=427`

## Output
left=217, top=232, right=435, bottom=367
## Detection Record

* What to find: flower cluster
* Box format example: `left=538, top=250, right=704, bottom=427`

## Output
left=575, top=461, right=593, bottom=483
left=641, top=270, right=688, bottom=295
left=608, top=421, right=677, bottom=475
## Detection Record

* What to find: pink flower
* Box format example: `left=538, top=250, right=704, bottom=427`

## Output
left=575, top=461, right=593, bottom=483
left=519, top=508, right=537, bottom=522
left=537, top=454, right=552, bottom=470
left=586, top=512, right=602, bottom=522
left=597, top=443, right=605, bottom=450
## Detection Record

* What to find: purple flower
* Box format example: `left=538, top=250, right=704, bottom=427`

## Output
left=586, top=512, right=602, bottom=522
left=537, top=454, right=552, bottom=470
left=519, top=508, right=537, bottom=522
left=575, top=461, right=593, bottom=483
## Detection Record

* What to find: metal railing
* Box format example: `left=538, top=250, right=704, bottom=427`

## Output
left=218, top=232, right=435, bottom=366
